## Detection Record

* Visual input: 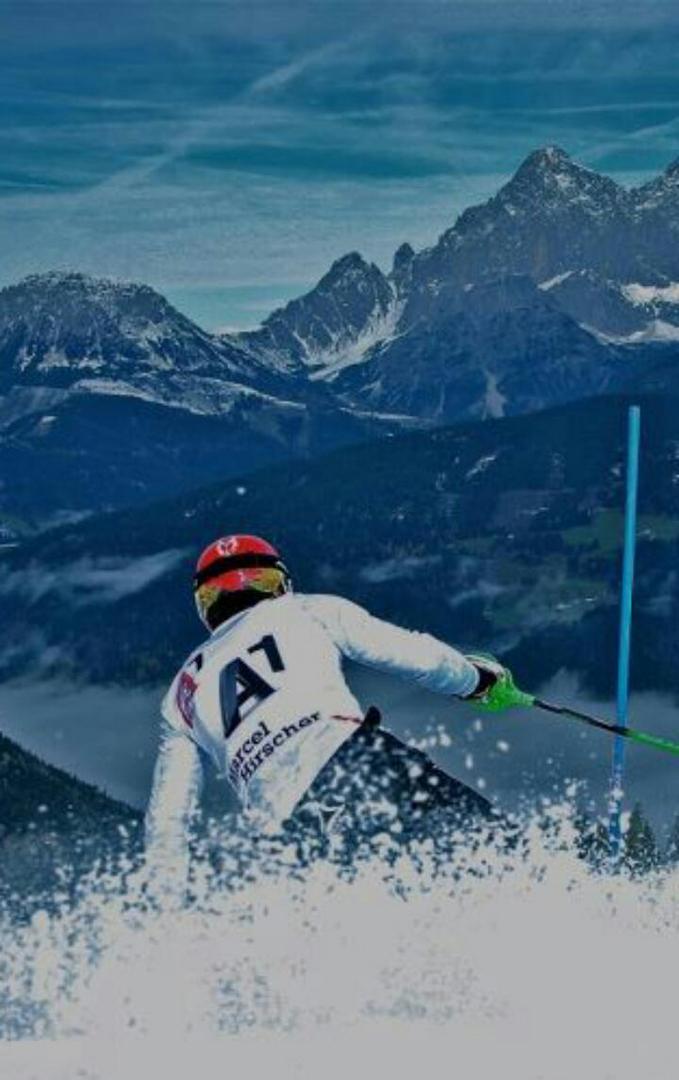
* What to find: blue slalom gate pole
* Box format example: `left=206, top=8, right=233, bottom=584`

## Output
left=608, top=405, right=641, bottom=862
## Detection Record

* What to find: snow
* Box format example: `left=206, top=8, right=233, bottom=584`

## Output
left=642, top=319, right=679, bottom=342
left=25, top=346, right=106, bottom=373
left=465, top=452, right=498, bottom=480
left=76, top=378, right=168, bottom=407
left=1, top=817, right=678, bottom=1080
left=341, top=405, right=427, bottom=426
left=633, top=169, right=679, bottom=211
left=622, top=283, right=679, bottom=305
left=539, top=271, right=575, bottom=291
left=309, top=294, right=404, bottom=381
left=622, top=320, right=679, bottom=344
left=75, top=376, right=307, bottom=417
left=359, top=554, right=441, bottom=584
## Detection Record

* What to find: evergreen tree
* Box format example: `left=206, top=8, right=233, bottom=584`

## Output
left=664, top=814, right=679, bottom=867
left=624, top=803, right=660, bottom=874
left=573, top=811, right=609, bottom=869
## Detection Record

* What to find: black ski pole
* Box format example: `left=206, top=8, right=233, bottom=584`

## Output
left=531, top=696, right=679, bottom=758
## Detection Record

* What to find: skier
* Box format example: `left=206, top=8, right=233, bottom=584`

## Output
left=145, top=534, right=527, bottom=894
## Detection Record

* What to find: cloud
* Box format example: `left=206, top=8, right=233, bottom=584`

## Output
left=0, top=679, right=163, bottom=808
left=244, top=39, right=354, bottom=97
left=0, top=550, right=188, bottom=607
left=360, top=555, right=442, bottom=584
left=0, top=677, right=238, bottom=813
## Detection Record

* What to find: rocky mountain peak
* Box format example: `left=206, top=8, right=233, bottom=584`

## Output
left=633, top=156, right=679, bottom=214
left=401, top=146, right=645, bottom=309
left=321, top=251, right=373, bottom=283
left=495, top=145, right=629, bottom=219
left=393, top=242, right=415, bottom=270
left=1, top=270, right=177, bottom=329
left=5, top=270, right=168, bottom=312
left=311, top=251, right=393, bottom=303
left=431, top=146, right=632, bottom=265
left=243, top=252, right=395, bottom=369
left=391, top=243, right=415, bottom=295
left=517, top=145, right=573, bottom=174
left=0, top=271, right=251, bottom=390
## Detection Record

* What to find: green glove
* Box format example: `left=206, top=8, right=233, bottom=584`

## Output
left=464, top=654, right=535, bottom=713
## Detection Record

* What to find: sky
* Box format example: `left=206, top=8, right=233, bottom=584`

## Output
left=2, top=0, right=679, bottom=329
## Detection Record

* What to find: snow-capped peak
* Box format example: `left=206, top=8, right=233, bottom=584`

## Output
left=632, top=156, right=679, bottom=212
left=497, top=145, right=630, bottom=218
left=0, top=271, right=257, bottom=390
left=320, top=251, right=376, bottom=286
left=519, top=145, right=573, bottom=172
left=237, top=251, right=395, bottom=371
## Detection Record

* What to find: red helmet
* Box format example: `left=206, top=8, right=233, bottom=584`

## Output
left=193, top=534, right=291, bottom=630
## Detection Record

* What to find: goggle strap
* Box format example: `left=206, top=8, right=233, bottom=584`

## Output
left=193, top=553, right=288, bottom=590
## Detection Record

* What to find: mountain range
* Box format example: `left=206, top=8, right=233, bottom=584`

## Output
left=232, top=146, right=679, bottom=418
left=2, top=146, right=679, bottom=529
left=0, top=271, right=407, bottom=530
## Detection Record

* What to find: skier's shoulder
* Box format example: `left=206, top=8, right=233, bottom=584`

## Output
left=292, top=592, right=371, bottom=643
left=294, top=590, right=365, bottom=620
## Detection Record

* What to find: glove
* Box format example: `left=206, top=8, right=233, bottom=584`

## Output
left=463, top=654, right=534, bottom=712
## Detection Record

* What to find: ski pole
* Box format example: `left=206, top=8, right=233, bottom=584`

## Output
left=530, top=696, right=679, bottom=758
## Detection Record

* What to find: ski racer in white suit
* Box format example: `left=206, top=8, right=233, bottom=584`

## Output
left=145, top=535, right=524, bottom=893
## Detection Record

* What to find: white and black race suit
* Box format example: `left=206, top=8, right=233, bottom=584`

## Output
left=145, top=592, right=482, bottom=875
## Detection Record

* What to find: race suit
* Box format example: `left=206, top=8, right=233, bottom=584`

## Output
left=145, top=592, right=481, bottom=883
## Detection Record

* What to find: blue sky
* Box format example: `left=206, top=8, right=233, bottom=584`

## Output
left=2, top=1, right=679, bottom=329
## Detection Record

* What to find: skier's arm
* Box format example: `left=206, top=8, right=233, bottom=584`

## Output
left=306, top=595, right=480, bottom=698
left=144, top=719, right=204, bottom=906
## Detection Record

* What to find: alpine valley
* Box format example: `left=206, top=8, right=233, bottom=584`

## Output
left=3, top=146, right=679, bottom=532
left=2, top=394, right=679, bottom=701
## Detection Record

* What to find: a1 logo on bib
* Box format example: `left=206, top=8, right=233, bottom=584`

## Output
left=219, top=634, right=285, bottom=739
